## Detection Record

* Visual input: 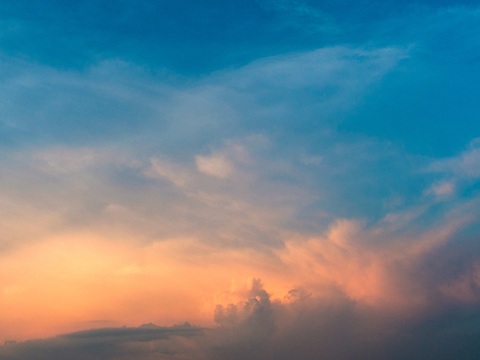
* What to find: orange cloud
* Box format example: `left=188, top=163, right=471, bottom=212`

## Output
left=276, top=217, right=468, bottom=316
left=0, top=232, right=287, bottom=343
left=0, top=208, right=476, bottom=345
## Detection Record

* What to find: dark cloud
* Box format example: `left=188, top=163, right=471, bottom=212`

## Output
left=209, top=279, right=480, bottom=360
left=1, top=2, right=480, bottom=359
left=0, top=323, right=204, bottom=360
left=211, top=279, right=275, bottom=360
left=2, top=278, right=480, bottom=360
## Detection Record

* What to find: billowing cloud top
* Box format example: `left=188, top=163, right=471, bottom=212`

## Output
left=1, top=1, right=480, bottom=359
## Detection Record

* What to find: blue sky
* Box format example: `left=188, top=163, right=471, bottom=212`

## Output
left=1, top=1, right=480, bottom=359
left=2, top=0, right=480, bottom=156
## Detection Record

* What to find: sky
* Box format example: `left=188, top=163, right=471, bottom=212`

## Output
left=1, top=0, right=480, bottom=359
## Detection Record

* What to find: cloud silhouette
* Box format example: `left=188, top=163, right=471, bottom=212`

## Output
left=4, top=273, right=480, bottom=360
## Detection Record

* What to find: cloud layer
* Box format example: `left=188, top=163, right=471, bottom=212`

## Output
left=1, top=1, right=480, bottom=359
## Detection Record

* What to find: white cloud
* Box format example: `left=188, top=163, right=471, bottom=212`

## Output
left=195, top=152, right=234, bottom=179
left=424, top=181, right=456, bottom=200
left=428, top=138, right=480, bottom=179
left=31, top=146, right=138, bottom=174
left=146, top=156, right=190, bottom=187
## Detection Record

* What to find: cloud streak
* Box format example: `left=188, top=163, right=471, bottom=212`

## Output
left=1, top=2, right=480, bottom=358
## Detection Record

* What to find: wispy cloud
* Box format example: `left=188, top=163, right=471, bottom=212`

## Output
left=195, top=152, right=234, bottom=179
left=1, top=2, right=480, bottom=358
left=428, top=138, right=480, bottom=179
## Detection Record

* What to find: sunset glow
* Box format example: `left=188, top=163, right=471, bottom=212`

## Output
left=1, top=1, right=480, bottom=359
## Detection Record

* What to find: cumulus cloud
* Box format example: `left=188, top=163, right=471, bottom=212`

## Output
left=278, top=218, right=468, bottom=312
left=1, top=5, right=480, bottom=357
left=188, top=202, right=480, bottom=359
left=4, top=266, right=480, bottom=360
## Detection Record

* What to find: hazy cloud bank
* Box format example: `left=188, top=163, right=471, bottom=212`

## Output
left=3, top=276, right=480, bottom=360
